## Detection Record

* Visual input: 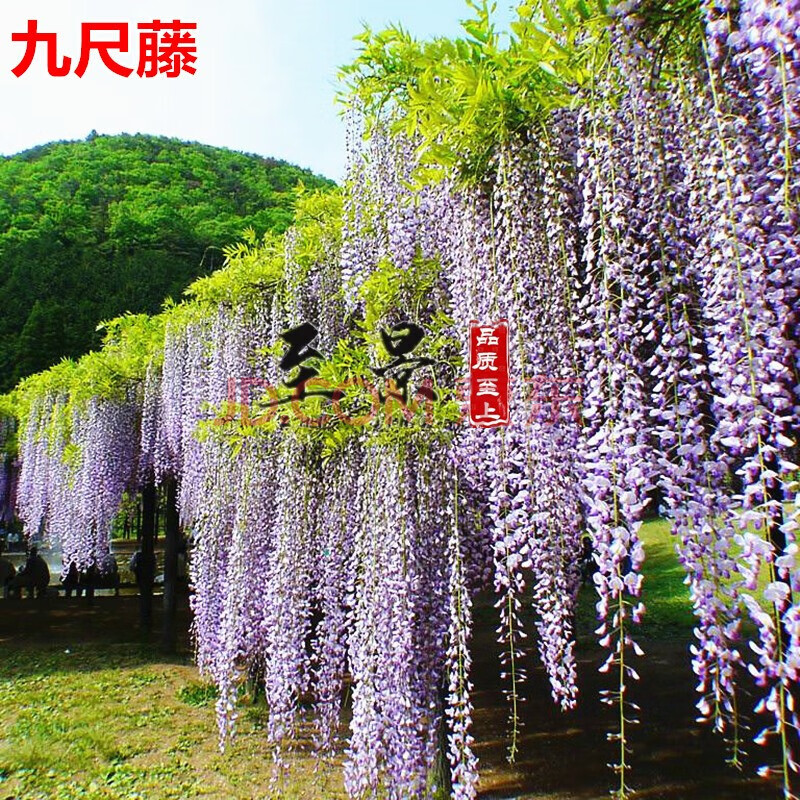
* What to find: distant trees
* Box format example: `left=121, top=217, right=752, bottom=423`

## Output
left=0, top=133, right=334, bottom=390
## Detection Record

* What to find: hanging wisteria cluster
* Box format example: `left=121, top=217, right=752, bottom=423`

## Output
left=333, top=0, right=800, bottom=793
left=5, top=1, right=800, bottom=798
left=16, top=389, right=139, bottom=573
left=0, top=414, right=18, bottom=524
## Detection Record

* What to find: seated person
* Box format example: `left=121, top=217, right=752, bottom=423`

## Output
left=61, top=561, right=80, bottom=597
left=10, top=546, right=50, bottom=598
left=101, top=553, right=118, bottom=574
left=100, top=553, right=120, bottom=594
left=79, top=559, right=100, bottom=602
left=0, top=540, right=16, bottom=598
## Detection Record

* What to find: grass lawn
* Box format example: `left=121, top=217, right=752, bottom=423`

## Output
left=0, top=518, right=784, bottom=800
left=0, top=641, right=347, bottom=800
left=578, top=517, right=695, bottom=640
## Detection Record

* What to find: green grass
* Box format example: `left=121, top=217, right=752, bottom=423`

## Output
left=572, top=517, right=696, bottom=643
left=176, top=681, right=219, bottom=708
left=0, top=644, right=346, bottom=800
left=575, top=514, right=780, bottom=642
left=0, top=517, right=772, bottom=799
left=635, top=517, right=696, bottom=637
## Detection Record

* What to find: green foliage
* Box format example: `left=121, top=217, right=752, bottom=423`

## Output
left=634, top=0, right=704, bottom=73
left=358, top=256, right=431, bottom=332
left=187, top=188, right=343, bottom=310
left=184, top=229, right=285, bottom=308
left=10, top=160, right=456, bottom=466
left=283, top=188, right=345, bottom=294
left=10, top=312, right=168, bottom=455
left=0, top=133, right=334, bottom=391
left=205, top=236, right=464, bottom=462
left=341, top=0, right=612, bottom=182
left=341, top=0, right=703, bottom=184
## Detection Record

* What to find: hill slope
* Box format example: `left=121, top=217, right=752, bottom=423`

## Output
left=0, top=133, right=334, bottom=390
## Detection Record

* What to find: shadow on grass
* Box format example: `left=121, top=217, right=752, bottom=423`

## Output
left=0, top=593, right=194, bottom=679
left=0, top=640, right=189, bottom=681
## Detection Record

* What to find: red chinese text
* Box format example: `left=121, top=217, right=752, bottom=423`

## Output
left=11, top=20, right=197, bottom=78
left=468, top=321, right=510, bottom=428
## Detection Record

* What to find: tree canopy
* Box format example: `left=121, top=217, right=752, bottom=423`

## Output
left=0, top=132, right=334, bottom=390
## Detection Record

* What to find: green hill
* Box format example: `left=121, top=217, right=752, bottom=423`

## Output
left=0, top=132, right=334, bottom=390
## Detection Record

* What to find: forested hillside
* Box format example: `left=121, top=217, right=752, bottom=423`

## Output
left=0, top=132, right=333, bottom=390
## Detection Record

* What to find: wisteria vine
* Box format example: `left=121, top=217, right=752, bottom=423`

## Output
left=5, top=2, right=800, bottom=799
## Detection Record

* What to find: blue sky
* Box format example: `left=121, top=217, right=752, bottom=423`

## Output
left=0, top=1, right=515, bottom=181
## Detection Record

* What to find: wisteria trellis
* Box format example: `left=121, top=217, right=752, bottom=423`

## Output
left=7, top=1, right=800, bottom=798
